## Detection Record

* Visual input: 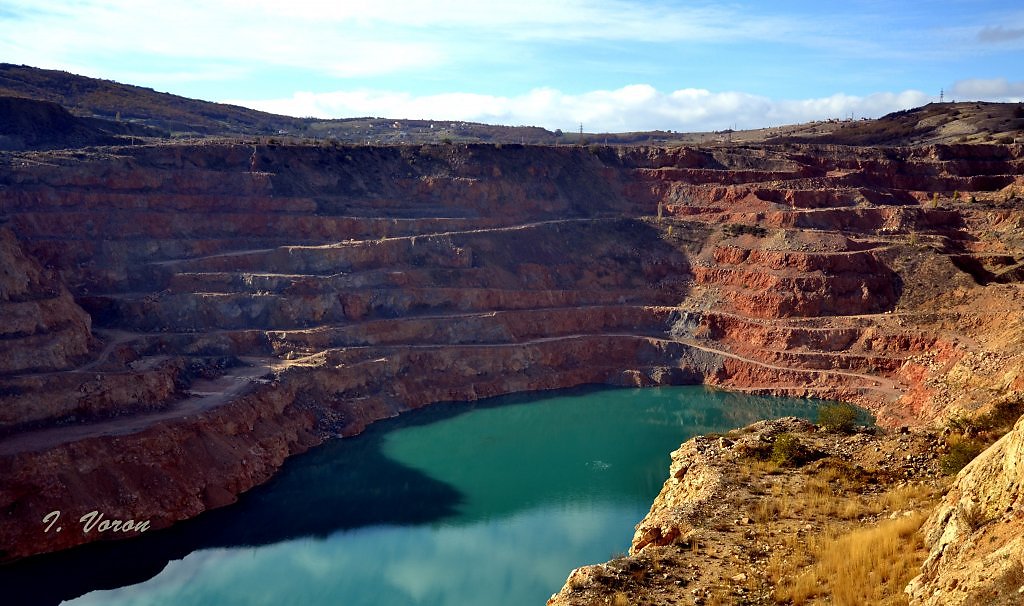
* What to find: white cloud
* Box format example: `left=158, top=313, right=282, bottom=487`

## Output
left=0, top=0, right=446, bottom=80
left=0, top=0, right=845, bottom=88
left=226, top=86, right=936, bottom=132
left=3, top=0, right=1020, bottom=133
left=950, top=78, right=1024, bottom=101
left=213, top=0, right=803, bottom=44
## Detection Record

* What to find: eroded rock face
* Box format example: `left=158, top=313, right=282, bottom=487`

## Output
left=0, top=141, right=1022, bottom=561
left=907, top=413, right=1024, bottom=605
left=0, top=227, right=92, bottom=375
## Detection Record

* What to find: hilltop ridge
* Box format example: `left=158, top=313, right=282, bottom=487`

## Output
left=2, top=64, right=1022, bottom=146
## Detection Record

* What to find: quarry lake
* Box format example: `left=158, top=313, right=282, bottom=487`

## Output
left=7, top=386, right=830, bottom=606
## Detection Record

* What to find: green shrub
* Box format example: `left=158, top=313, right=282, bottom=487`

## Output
left=939, top=440, right=985, bottom=475
left=818, top=403, right=859, bottom=433
left=945, top=414, right=978, bottom=436
left=722, top=223, right=768, bottom=237
left=771, top=433, right=803, bottom=466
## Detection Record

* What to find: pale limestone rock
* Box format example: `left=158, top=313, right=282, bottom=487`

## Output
left=907, top=413, right=1024, bottom=605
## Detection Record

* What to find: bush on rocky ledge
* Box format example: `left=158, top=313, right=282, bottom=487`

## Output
left=817, top=403, right=859, bottom=433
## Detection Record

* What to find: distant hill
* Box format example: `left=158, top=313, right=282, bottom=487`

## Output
left=1, top=64, right=1022, bottom=147
left=0, top=63, right=306, bottom=136
left=0, top=64, right=563, bottom=143
left=764, top=102, right=1024, bottom=146
left=0, top=96, right=170, bottom=150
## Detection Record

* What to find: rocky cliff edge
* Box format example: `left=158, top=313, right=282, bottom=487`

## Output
left=907, top=413, right=1024, bottom=605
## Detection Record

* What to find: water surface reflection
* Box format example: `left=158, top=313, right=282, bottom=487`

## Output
left=1, top=386, right=832, bottom=605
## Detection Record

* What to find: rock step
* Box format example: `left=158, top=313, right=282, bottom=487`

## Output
left=831, top=155, right=1024, bottom=176
left=717, top=344, right=907, bottom=373
left=80, top=287, right=673, bottom=332
left=0, top=359, right=182, bottom=433
left=0, top=324, right=93, bottom=375
left=163, top=268, right=493, bottom=294
left=2, top=187, right=526, bottom=222
left=146, top=235, right=474, bottom=275
left=751, top=188, right=864, bottom=209
left=696, top=266, right=897, bottom=292
left=634, top=167, right=817, bottom=185
left=667, top=337, right=902, bottom=397
left=694, top=266, right=887, bottom=291
left=0, top=297, right=88, bottom=339
left=672, top=318, right=914, bottom=375
left=5, top=209, right=508, bottom=241
left=0, top=228, right=94, bottom=375
left=691, top=268, right=897, bottom=318
left=162, top=264, right=587, bottom=294
left=75, top=305, right=673, bottom=361
left=2, top=189, right=315, bottom=213
left=721, top=283, right=894, bottom=318
left=830, top=171, right=1016, bottom=192
left=24, top=217, right=662, bottom=291
left=748, top=186, right=949, bottom=209
left=267, top=305, right=673, bottom=353
left=773, top=206, right=964, bottom=233
left=161, top=253, right=677, bottom=293
left=136, top=217, right=687, bottom=288
left=711, top=245, right=890, bottom=270
left=691, top=310, right=937, bottom=354
left=634, top=161, right=1018, bottom=192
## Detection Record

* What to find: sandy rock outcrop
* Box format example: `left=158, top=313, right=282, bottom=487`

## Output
left=549, top=417, right=947, bottom=606
left=907, top=413, right=1024, bottom=605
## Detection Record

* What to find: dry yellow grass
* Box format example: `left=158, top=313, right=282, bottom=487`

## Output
left=773, top=512, right=927, bottom=606
left=752, top=496, right=790, bottom=524
left=751, top=464, right=944, bottom=605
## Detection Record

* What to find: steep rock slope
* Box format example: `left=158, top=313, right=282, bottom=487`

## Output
left=907, top=413, right=1024, bottom=605
left=0, top=226, right=92, bottom=376
left=0, top=141, right=1022, bottom=562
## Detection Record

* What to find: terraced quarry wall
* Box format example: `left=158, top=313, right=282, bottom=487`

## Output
left=0, top=142, right=1022, bottom=561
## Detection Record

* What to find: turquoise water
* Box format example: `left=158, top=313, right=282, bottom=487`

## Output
left=8, top=386, right=827, bottom=606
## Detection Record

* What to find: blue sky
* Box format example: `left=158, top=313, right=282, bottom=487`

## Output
left=2, top=1, right=1023, bottom=131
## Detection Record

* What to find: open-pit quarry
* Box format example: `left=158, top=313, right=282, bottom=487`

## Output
left=1, top=140, right=1022, bottom=603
